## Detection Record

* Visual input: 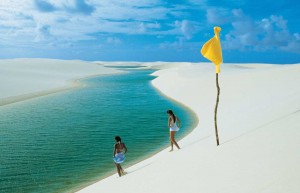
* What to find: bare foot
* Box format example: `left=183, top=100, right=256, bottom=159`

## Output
left=169, top=149, right=173, bottom=152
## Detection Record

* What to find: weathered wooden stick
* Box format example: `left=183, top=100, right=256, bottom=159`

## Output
left=214, top=73, right=220, bottom=146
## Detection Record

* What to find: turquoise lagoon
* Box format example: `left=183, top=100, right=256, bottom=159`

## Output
left=0, top=68, right=197, bottom=193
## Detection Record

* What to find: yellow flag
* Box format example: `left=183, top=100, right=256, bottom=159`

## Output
left=201, top=26, right=223, bottom=73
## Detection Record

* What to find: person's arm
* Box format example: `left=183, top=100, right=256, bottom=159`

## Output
left=168, top=117, right=171, bottom=127
left=113, top=144, right=116, bottom=157
left=123, top=143, right=128, bottom=154
left=176, top=116, right=181, bottom=128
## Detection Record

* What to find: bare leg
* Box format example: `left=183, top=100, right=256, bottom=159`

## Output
left=170, top=142, right=174, bottom=151
left=120, top=165, right=125, bottom=175
left=169, top=132, right=174, bottom=151
left=170, top=131, right=180, bottom=150
left=115, top=163, right=121, bottom=177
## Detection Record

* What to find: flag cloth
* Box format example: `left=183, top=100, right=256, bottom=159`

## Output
left=201, top=26, right=223, bottom=73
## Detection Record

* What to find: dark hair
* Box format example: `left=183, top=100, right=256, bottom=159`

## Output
left=115, top=136, right=121, bottom=142
left=167, top=110, right=176, bottom=123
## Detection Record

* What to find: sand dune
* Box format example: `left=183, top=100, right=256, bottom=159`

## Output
left=0, top=58, right=121, bottom=105
left=77, top=62, right=300, bottom=193
left=1, top=59, right=299, bottom=193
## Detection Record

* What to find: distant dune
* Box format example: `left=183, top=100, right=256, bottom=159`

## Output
left=0, top=58, right=122, bottom=105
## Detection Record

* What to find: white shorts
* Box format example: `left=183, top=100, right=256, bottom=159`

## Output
left=170, top=126, right=179, bottom=132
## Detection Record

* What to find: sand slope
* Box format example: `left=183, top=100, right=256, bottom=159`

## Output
left=78, top=63, right=300, bottom=193
left=0, top=58, right=121, bottom=105
left=1, top=59, right=299, bottom=193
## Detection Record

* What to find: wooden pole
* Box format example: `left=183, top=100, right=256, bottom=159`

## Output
left=214, top=73, right=220, bottom=146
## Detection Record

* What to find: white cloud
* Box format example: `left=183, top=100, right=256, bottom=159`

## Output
left=0, top=0, right=205, bottom=52
left=158, top=20, right=200, bottom=51
left=0, top=0, right=181, bottom=47
left=35, top=23, right=51, bottom=42
left=34, top=0, right=95, bottom=14
left=138, top=22, right=161, bottom=33
left=110, top=0, right=162, bottom=7
left=206, top=8, right=232, bottom=25
left=222, top=10, right=300, bottom=53
left=91, top=2, right=169, bottom=22
left=174, top=20, right=198, bottom=39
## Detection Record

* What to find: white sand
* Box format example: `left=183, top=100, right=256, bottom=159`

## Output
left=0, top=58, right=122, bottom=105
left=77, top=62, right=300, bottom=193
left=1, top=59, right=299, bottom=192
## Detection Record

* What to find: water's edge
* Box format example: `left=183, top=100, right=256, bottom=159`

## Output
left=72, top=71, right=199, bottom=193
left=1, top=67, right=199, bottom=193
left=0, top=72, right=125, bottom=107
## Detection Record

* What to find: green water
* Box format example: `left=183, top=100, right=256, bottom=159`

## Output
left=0, top=69, right=197, bottom=193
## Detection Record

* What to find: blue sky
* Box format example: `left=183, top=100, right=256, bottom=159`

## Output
left=0, top=0, right=299, bottom=63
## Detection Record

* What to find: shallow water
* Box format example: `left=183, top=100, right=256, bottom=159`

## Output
left=0, top=69, right=197, bottom=193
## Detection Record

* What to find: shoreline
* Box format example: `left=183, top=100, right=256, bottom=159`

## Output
left=0, top=59, right=123, bottom=106
left=77, top=62, right=300, bottom=193
left=0, top=73, right=127, bottom=107
left=0, top=79, right=80, bottom=106
left=75, top=63, right=204, bottom=193
left=1, top=59, right=299, bottom=193
left=0, top=59, right=199, bottom=193
left=71, top=67, right=199, bottom=193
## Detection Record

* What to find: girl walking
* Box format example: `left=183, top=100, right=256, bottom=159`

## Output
left=167, top=110, right=181, bottom=151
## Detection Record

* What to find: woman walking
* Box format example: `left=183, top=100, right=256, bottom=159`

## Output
left=167, top=110, right=181, bottom=151
left=113, top=136, right=128, bottom=177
